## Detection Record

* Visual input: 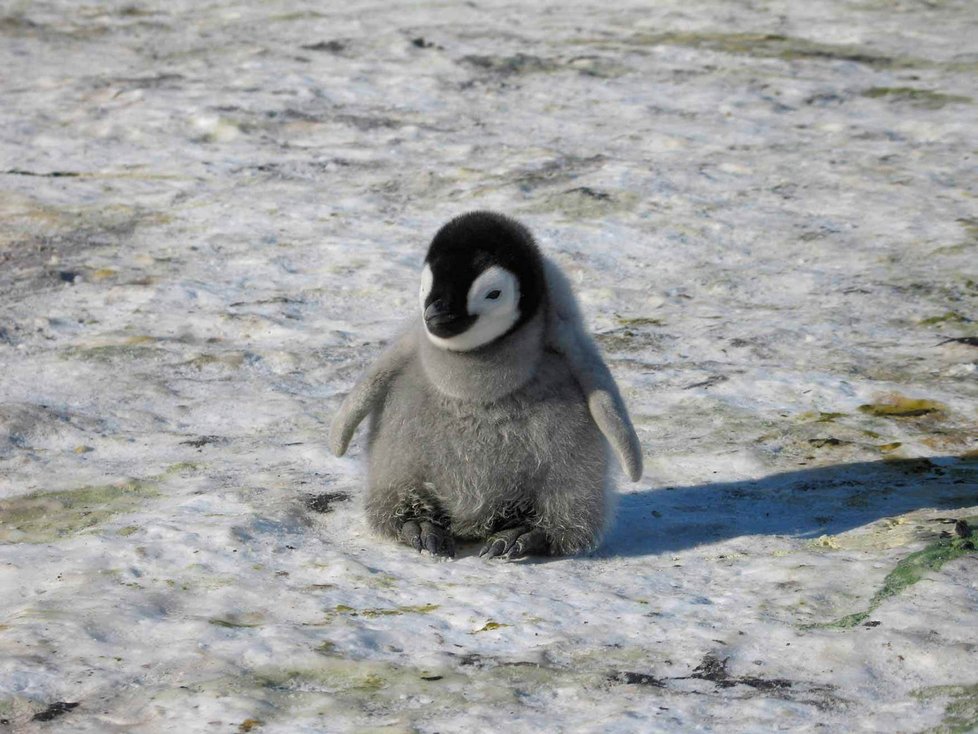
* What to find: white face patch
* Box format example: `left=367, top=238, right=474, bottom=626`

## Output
left=423, top=265, right=521, bottom=352
left=419, top=263, right=433, bottom=311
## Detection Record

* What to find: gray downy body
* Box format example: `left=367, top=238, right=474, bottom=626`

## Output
left=329, top=214, right=643, bottom=557
left=365, top=309, right=612, bottom=555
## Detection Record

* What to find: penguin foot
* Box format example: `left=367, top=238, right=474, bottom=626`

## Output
left=479, top=526, right=549, bottom=560
left=400, top=520, right=455, bottom=558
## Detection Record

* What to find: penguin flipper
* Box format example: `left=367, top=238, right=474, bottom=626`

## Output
left=543, top=258, right=644, bottom=482
left=329, top=327, right=416, bottom=457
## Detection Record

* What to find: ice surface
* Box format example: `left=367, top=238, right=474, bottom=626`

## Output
left=1, top=1, right=976, bottom=731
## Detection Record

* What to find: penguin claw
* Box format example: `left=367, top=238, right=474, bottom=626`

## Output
left=505, top=528, right=549, bottom=559
left=479, top=537, right=509, bottom=559
left=400, top=520, right=424, bottom=552
left=417, top=521, right=455, bottom=558
left=504, top=538, right=528, bottom=559
left=398, top=520, right=454, bottom=558
left=480, top=527, right=548, bottom=560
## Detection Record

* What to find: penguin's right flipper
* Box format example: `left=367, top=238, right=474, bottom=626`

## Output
left=543, top=258, right=644, bottom=482
left=329, top=327, right=417, bottom=457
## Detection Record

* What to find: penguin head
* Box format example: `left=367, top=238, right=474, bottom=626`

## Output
left=420, top=211, right=545, bottom=352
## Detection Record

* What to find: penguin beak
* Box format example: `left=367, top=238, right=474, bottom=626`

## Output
left=424, top=299, right=458, bottom=327
left=424, top=299, right=472, bottom=337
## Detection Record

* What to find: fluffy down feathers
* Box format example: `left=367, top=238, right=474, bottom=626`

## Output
left=330, top=216, right=642, bottom=555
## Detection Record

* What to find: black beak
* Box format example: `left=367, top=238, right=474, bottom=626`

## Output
left=424, top=299, right=473, bottom=337
left=423, top=299, right=455, bottom=327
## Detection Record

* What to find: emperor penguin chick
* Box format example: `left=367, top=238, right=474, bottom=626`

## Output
left=330, top=212, right=643, bottom=558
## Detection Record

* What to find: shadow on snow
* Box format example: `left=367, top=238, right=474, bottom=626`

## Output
left=600, top=457, right=978, bottom=557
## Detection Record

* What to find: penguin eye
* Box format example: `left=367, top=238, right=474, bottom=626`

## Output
left=486, top=290, right=501, bottom=300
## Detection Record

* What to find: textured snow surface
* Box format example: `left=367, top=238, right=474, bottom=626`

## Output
left=1, top=1, right=977, bottom=732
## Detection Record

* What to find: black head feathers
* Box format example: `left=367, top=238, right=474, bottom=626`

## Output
left=423, top=211, right=546, bottom=335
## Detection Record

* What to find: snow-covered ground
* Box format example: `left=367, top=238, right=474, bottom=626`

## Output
left=1, top=1, right=977, bottom=731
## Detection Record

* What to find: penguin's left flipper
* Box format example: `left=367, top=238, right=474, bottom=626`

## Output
left=480, top=526, right=549, bottom=559
left=329, top=327, right=417, bottom=457
left=585, top=387, right=643, bottom=482
left=543, top=258, right=644, bottom=482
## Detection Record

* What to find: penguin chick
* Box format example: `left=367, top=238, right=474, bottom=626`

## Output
left=330, top=211, right=642, bottom=558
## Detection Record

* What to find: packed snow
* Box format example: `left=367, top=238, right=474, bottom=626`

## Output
left=1, top=1, right=976, bottom=731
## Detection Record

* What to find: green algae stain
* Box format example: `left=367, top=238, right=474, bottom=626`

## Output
left=915, top=683, right=978, bottom=734
left=581, top=31, right=916, bottom=69
left=0, top=696, right=35, bottom=728
left=63, top=343, right=165, bottom=363
left=920, top=311, right=972, bottom=326
left=209, top=613, right=264, bottom=629
left=164, top=461, right=201, bottom=475
left=0, top=480, right=159, bottom=543
left=314, top=640, right=337, bottom=655
left=959, top=218, right=978, bottom=243
left=355, top=673, right=386, bottom=691
left=858, top=395, right=946, bottom=418
left=331, top=603, right=439, bottom=618
left=616, top=316, right=665, bottom=327
left=253, top=660, right=402, bottom=695
left=473, top=620, right=510, bottom=633
left=822, top=611, right=870, bottom=629
left=368, top=574, right=398, bottom=589
left=812, top=518, right=977, bottom=630
left=524, top=187, right=639, bottom=219
left=182, top=352, right=247, bottom=370
left=861, top=87, right=972, bottom=109
left=866, top=526, right=976, bottom=606
left=169, top=654, right=586, bottom=723
left=797, top=411, right=847, bottom=423
left=360, top=604, right=439, bottom=618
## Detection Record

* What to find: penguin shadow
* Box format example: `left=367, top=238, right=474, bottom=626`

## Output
left=599, top=456, right=978, bottom=558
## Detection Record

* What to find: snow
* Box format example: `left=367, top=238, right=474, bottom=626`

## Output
left=1, top=0, right=977, bottom=731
